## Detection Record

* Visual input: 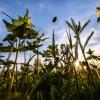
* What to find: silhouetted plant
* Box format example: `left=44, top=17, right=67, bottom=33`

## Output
left=0, top=8, right=99, bottom=100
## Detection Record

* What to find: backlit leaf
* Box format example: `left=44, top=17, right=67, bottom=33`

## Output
left=84, top=31, right=94, bottom=50
left=3, top=19, right=15, bottom=32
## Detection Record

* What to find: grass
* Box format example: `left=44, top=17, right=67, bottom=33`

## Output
left=0, top=9, right=100, bottom=100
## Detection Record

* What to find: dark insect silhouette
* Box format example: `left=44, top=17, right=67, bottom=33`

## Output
left=96, top=7, right=100, bottom=22
left=52, top=17, right=57, bottom=23
left=96, top=7, right=100, bottom=10
left=97, top=17, right=100, bottom=22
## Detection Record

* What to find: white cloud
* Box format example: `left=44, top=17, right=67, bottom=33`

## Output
left=55, top=28, right=67, bottom=44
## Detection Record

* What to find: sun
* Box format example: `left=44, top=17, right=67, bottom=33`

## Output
left=74, top=59, right=81, bottom=70
left=75, top=60, right=80, bottom=67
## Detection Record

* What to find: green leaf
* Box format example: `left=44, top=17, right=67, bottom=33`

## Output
left=3, top=34, right=15, bottom=41
left=92, top=55, right=98, bottom=59
left=86, top=48, right=94, bottom=55
left=3, top=19, right=15, bottom=32
left=86, top=56, right=92, bottom=60
left=84, top=31, right=94, bottom=50
left=13, top=19, right=23, bottom=26
left=71, top=18, right=77, bottom=30
left=24, top=8, right=29, bottom=20
left=80, top=20, right=90, bottom=33
left=69, top=34, right=73, bottom=49
left=0, top=46, right=16, bottom=52
left=66, top=21, right=75, bottom=32
left=78, top=21, right=81, bottom=33
left=13, top=23, right=27, bottom=38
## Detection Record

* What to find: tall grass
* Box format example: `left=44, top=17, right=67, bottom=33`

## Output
left=0, top=9, right=100, bottom=100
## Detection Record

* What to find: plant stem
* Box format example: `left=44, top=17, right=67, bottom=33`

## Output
left=78, top=37, right=96, bottom=88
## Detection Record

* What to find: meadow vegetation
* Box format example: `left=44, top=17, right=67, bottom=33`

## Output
left=0, top=9, right=100, bottom=100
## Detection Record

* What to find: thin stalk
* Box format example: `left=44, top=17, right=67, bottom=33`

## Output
left=52, top=29, right=56, bottom=58
left=37, top=48, right=39, bottom=75
left=8, top=39, right=20, bottom=92
left=91, top=58, right=100, bottom=79
left=74, top=66, right=80, bottom=93
left=15, top=39, right=20, bottom=90
left=24, top=42, right=26, bottom=64
left=0, top=41, right=14, bottom=77
left=36, top=46, right=40, bottom=100
left=78, top=36, right=96, bottom=88
left=19, top=55, right=34, bottom=91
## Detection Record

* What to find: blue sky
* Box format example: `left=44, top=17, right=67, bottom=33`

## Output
left=0, top=0, right=100, bottom=56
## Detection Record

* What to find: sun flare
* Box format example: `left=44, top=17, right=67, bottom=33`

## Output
left=74, top=59, right=80, bottom=70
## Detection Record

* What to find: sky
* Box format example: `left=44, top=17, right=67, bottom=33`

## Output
left=0, top=0, right=100, bottom=62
